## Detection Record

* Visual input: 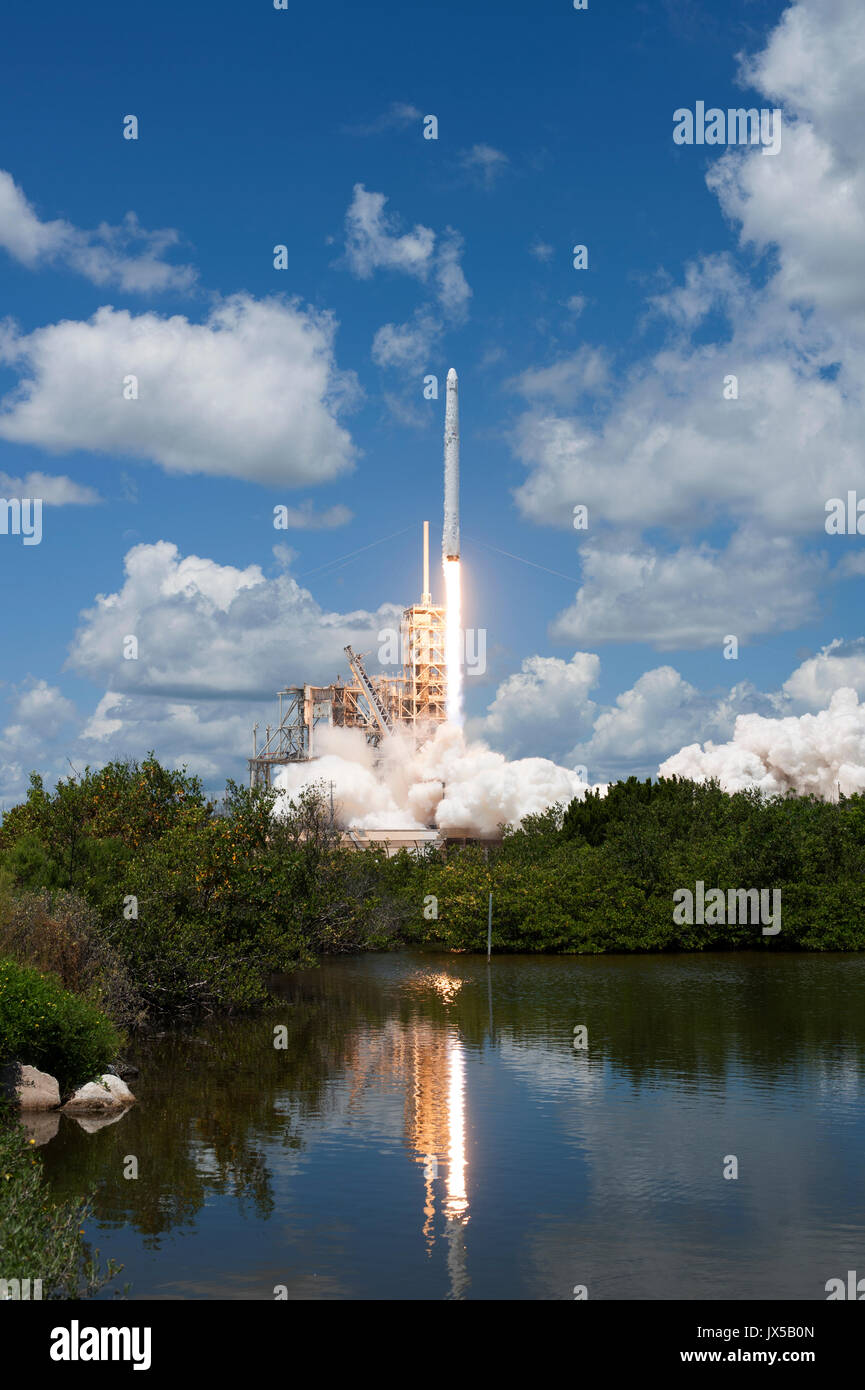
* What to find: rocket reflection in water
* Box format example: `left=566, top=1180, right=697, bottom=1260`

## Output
left=406, top=972, right=470, bottom=1298
left=344, top=970, right=471, bottom=1298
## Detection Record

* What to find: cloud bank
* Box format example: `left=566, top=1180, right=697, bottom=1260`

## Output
left=0, top=296, right=359, bottom=486
left=508, top=0, right=865, bottom=650
left=660, top=687, right=865, bottom=799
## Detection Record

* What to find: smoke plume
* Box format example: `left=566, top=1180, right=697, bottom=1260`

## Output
left=272, top=722, right=600, bottom=836
left=659, top=687, right=865, bottom=798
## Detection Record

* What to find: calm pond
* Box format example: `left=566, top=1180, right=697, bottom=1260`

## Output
left=37, top=949, right=865, bottom=1300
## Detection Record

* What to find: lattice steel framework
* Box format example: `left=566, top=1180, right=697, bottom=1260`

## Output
left=248, top=524, right=448, bottom=789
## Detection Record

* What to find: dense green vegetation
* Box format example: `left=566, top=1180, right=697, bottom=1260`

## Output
left=1, top=760, right=863, bottom=1049
left=0, top=960, right=120, bottom=1094
left=0, top=756, right=412, bottom=1027
left=0, top=1118, right=120, bottom=1298
left=416, top=777, right=865, bottom=952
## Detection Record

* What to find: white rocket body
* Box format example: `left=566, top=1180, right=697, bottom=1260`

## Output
left=443, top=367, right=460, bottom=561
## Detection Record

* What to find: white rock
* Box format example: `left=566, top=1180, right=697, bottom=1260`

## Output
left=62, top=1073, right=136, bottom=1113
left=0, top=1063, right=60, bottom=1111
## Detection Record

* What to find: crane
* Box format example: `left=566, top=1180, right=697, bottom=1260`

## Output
left=343, top=646, right=393, bottom=737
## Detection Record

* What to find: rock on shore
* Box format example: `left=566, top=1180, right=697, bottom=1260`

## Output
left=0, top=1063, right=61, bottom=1111
left=61, top=1073, right=137, bottom=1114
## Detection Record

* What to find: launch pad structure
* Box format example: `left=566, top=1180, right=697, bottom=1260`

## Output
left=248, top=521, right=447, bottom=789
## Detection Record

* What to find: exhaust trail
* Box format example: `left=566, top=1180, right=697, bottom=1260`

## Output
left=443, top=367, right=463, bottom=726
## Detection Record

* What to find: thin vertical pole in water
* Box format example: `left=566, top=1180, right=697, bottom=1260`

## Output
left=487, top=893, right=492, bottom=962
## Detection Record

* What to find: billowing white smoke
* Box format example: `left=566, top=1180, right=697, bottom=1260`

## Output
left=272, top=722, right=601, bottom=836
left=660, top=687, right=865, bottom=799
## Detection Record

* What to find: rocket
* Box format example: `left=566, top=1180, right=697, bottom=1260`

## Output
left=443, top=366, right=460, bottom=561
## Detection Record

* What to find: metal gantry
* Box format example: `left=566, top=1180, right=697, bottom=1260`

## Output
left=248, top=523, right=449, bottom=789
left=344, top=646, right=394, bottom=736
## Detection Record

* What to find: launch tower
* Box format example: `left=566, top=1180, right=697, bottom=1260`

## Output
left=248, top=365, right=459, bottom=789
left=248, top=522, right=446, bottom=787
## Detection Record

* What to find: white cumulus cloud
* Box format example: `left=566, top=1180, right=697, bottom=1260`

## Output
left=67, top=539, right=403, bottom=699
left=0, top=295, right=360, bottom=486
left=0, top=470, right=100, bottom=504
left=505, top=0, right=865, bottom=652
left=0, top=169, right=196, bottom=292
left=470, top=652, right=600, bottom=762
left=343, top=184, right=471, bottom=320
left=783, top=639, right=865, bottom=711
left=551, top=530, right=825, bottom=650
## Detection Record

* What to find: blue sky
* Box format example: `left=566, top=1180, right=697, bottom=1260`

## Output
left=1, top=0, right=864, bottom=805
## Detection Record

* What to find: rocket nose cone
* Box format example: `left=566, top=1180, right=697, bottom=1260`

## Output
left=447, top=367, right=458, bottom=384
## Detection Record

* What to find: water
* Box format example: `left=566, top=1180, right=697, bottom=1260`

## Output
left=36, top=949, right=865, bottom=1300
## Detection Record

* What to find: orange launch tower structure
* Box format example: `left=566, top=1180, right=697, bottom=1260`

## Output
left=248, top=522, right=446, bottom=789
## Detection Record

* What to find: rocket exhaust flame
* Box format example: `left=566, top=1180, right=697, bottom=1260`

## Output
left=444, top=557, right=462, bottom=726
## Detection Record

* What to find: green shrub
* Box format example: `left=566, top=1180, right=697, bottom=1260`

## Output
left=0, top=959, right=120, bottom=1093
left=0, top=890, right=143, bottom=1030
